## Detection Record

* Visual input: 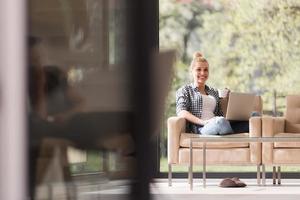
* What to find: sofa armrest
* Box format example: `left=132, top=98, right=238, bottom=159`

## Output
left=167, top=116, right=186, bottom=164
left=249, top=116, right=262, bottom=137
left=262, top=116, right=285, bottom=164
left=262, top=116, right=285, bottom=137
left=249, top=117, right=262, bottom=164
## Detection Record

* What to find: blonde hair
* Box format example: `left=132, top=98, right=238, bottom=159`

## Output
left=190, top=51, right=208, bottom=70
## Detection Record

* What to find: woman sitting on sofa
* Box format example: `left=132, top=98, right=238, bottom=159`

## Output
left=176, top=52, right=234, bottom=135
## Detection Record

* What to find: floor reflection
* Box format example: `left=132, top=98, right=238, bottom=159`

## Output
left=35, top=174, right=132, bottom=200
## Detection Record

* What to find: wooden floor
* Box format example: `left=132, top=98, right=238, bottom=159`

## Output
left=151, top=178, right=300, bottom=200
left=35, top=178, right=300, bottom=200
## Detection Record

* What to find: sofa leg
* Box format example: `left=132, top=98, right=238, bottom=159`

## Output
left=272, top=166, right=276, bottom=185
left=262, top=164, right=266, bottom=186
left=168, top=164, right=172, bottom=186
left=257, top=165, right=261, bottom=185
left=277, top=166, right=281, bottom=185
left=188, top=165, right=190, bottom=185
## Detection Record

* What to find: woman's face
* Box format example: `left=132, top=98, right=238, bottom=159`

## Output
left=192, top=62, right=209, bottom=86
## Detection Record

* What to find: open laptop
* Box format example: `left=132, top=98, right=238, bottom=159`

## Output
left=225, top=92, right=256, bottom=121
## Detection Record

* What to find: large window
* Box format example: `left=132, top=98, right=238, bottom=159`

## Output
left=159, top=0, right=300, bottom=173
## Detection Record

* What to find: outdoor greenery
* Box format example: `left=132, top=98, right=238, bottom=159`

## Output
left=160, top=157, right=300, bottom=172
left=70, top=152, right=300, bottom=175
left=70, top=151, right=124, bottom=174
left=159, top=0, right=300, bottom=160
left=70, top=151, right=101, bottom=174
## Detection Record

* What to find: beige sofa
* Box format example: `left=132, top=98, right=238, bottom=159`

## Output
left=167, top=96, right=263, bottom=186
left=262, top=95, right=300, bottom=184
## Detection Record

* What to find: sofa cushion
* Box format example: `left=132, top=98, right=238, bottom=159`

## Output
left=178, top=148, right=250, bottom=164
left=179, top=133, right=249, bottom=148
left=273, top=149, right=300, bottom=164
left=285, top=95, right=300, bottom=133
left=274, top=132, right=300, bottom=148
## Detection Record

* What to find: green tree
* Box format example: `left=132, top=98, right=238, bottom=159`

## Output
left=160, top=0, right=217, bottom=62
left=199, top=0, right=300, bottom=111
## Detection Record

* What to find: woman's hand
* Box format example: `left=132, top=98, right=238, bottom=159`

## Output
left=203, top=117, right=216, bottom=125
left=224, top=88, right=230, bottom=97
left=218, top=88, right=230, bottom=98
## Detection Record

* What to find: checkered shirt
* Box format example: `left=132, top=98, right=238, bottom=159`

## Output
left=176, top=83, right=223, bottom=133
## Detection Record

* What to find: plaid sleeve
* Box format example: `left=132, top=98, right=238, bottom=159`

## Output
left=176, top=87, right=190, bottom=115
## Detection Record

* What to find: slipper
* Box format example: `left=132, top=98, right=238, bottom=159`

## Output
left=231, top=177, right=247, bottom=187
left=219, top=178, right=237, bottom=187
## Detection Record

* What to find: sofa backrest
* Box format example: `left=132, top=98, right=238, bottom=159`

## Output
left=285, top=95, right=300, bottom=133
left=220, top=95, right=263, bottom=117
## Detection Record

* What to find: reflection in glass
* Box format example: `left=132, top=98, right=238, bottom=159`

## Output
left=28, top=0, right=134, bottom=199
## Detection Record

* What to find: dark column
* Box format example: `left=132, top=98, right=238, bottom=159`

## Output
left=127, top=0, right=159, bottom=200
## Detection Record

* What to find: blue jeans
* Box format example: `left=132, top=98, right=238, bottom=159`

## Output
left=198, top=117, right=233, bottom=135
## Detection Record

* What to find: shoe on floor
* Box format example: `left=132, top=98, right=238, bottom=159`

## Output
left=219, top=178, right=237, bottom=187
left=219, top=177, right=247, bottom=187
left=231, top=177, right=247, bottom=187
